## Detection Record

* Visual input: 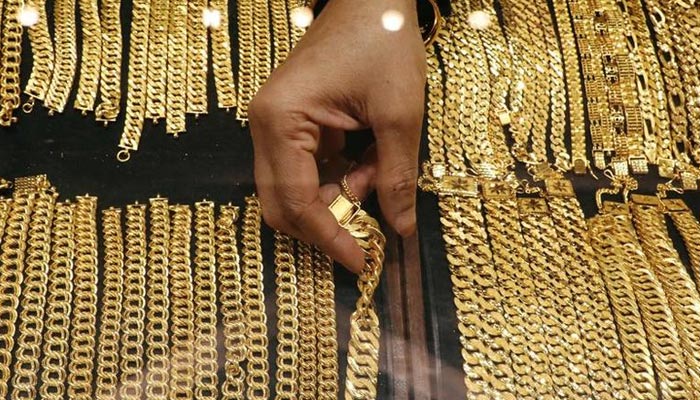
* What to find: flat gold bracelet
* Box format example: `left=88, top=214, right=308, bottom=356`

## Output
left=144, top=198, right=171, bottom=400
left=95, top=208, right=124, bottom=400
left=193, top=201, right=219, bottom=400
left=209, top=0, right=238, bottom=110
left=39, top=201, right=74, bottom=400
left=296, top=241, right=318, bottom=400
left=144, top=0, right=169, bottom=122
left=43, top=0, right=77, bottom=114
left=274, top=232, right=300, bottom=399
left=95, top=0, right=122, bottom=123
left=22, top=0, right=54, bottom=109
left=313, top=247, right=339, bottom=400
left=0, top=0, right=23, bottom=125
left=216, top=205, right=247, bottom=400
left=186, top=0, right=209, bottom=116
left=166, top=0, right=187, bottom=135
left=74, top=0, right=102, bottom=112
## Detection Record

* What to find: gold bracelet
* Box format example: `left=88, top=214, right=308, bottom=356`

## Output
left=168, top=204, right=196, bottom=399
left=95, top=208, right=124, bottom=400
left=313, top=247, right=338, bottom=400
left=0, top=0, right=23, bottom=125
left=252, top=0, right=272, bottom=99
left=193, top=201, right=219, bottom=399
left=287, top=0, right=307, bottom=48
left=145, top=198, right=171, bottom=400
left=209, top=0, right=238, bottom=110
left=68, top=196, right=99, bottom=400
left=664, top=199, right=700, bottom=292
left=216, top=205, right=246, bottom=400
left=166, top=0, right=187, bottom=135
left=296, top=241, right=318, bottom=400
left=11, top=186, right=56, bottom=399
left=145, top=0, right=169, bottom=122
left=186, top=0, right=209, bottom=116
left=44, top=0, right=77, bottom=114
left=235, top=0, right=255, bottom=121
left=241, top=196, right=270, bottom=399
left=95, top=0, right=122, bottom=123
left=271, top=0, right=291, bottom=69
left=630, top=196, right=700, bottom=399
left=39, top=201, right=74, bottom=400
left=74, top=0, right=102, bottom=112
left=22, top=0, right=54, bottom=109
left=274, top=232, right=300, bottom=399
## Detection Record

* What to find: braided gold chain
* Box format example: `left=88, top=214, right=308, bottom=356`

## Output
left=274, top=232, right=300, bottom=399
left=43, top=0, right=77, bottom=114
left=11, top=188, right=56, bottom=399
left=193, top=201, right=220, bottom=400
left=216, top=205, right=247, bottom=400
left=22, top=0, right=54, bottom=107
left=186, top=0, right=209, bottom=115
left=241, top=196, right=270, bottom=399
left=169, top=204, right=196, bottom=399
left=313, top=248, right=339, bottom=400
left=665, top=199, right=700, bottom=291
left=0, top=0, right=23, bottom=125
left=74, top=0, right=102, bottom=112
left=631, top=199, right=700, bottom=399
left=166, top=0, right=187, bottom=135
left=95, top=0, right=122, bottom=122
left=145, top=0, right=169, bottom=122
left=0, top=187, right=35, bottom=397
left=271, top=0, right=290, bottom=69
left=117, top=0, right=150, bottom=159
left=209, top=0, right=237, bottom=110
left=95, top=208, right=124, bottom=400
left=252, top=0, right=271, bottom=96
left=235, top=0, right=254, bottom=121
left=296, top=241, right=318, bottom=400
left=587, top=203, right=659, bottom=400
left=145, top=198, right=171, bottom=400
left=68, top=196, right=99, bottom=400
left=39, top=201, right=74, bottom=400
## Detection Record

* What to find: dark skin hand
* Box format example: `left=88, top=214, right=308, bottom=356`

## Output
left=249, top=0, right=426, bottom=273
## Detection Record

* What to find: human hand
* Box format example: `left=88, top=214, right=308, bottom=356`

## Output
left=249, top=0, right=426, bottom=273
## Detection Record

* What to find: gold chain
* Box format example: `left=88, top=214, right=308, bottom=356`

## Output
left=271, top=0, right=290, bottom=69
left=22, top=0, right=54, bottom=108
left=665, top=199, right=700, bottom=291
left=169, top=204, right=196, bottom=399
left=0, top=0, right=23, bottom=125
left=74, top=0, right=102, bottom=112
left=39, top=201, right=74, bottom=400
left=166, top=0, right=187, bottom=135
left=287, top=0, right=306, bottom=47
left=631, top=197, right=700, bottom=399
left=296, top=241, right=317, bottom=400
left=11, top=187, right=56, bottom=399
left=216, top=204, right=247, bottom=400
left=145, top=198, right=171, bottom=400
left=313, top=248, right=339, bottom=400
left=43, top=0, right=77, bottom=114
left=193, top=201, right=220, bottom=399
left=95, top=0, right=122, bottom=123
left=251, top=0, right=271, bottom=100
left=587, top=202, right=660, bottom=400
left=68, top=196, right=99, bottom=400
left=145, top=0, right=170, bottom=122
left=186, top=0, right=209, bottom=116
left=235, top=0, right=254, bottom=121
left=241, top=196, right=270, bottom=399
left=209, top=0, right=237, bottom=110
left=274, top=232, right=300, bottom=399
left=95, top=208, right=124, bottom=400
left=117, top=0, right=150, bottom=160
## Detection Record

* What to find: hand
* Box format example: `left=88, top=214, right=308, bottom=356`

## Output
left=249, top=0, right=426, bottom=273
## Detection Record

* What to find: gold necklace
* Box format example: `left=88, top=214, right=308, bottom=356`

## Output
left=144, top=198, right=171, bottom=400
left=664, top=198, right=700, bottom=291
left=193, top=201, right=219, bottom=400
left=210, top=0, right=238, bottom=110
left=95, top=208, right=124, bottom=400
left=270, top=0, right=290, bottom=69
left=296, top=241, right=318, bottom=400
left=274, top=232, right=300, bottom=399
left=22, top=0, right=53, bottom=111
left=95, top=0, right=122, bottom=123
left=43, top=0, right=77, bottom=114
left=235, top=0, right=255, bottom=122
left=186, top=0, right=209, bottom=116
left=145, top=0, right=169, bottom=122
left=251, top=0, right=271, bottom=98
left=166, top=0, right=187, bottom=135
left=313, top=248, right=339, bottom=400
left=0, top=0, right=23, bottom=125
left=74, top=0, right=102, bottom=112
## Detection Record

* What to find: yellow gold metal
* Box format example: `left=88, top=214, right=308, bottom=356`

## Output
left=0, top=0, right=23, bottom=125
left=74, top=0, right=102, bottom=112
left=314, top=248, right=338, bottom=400
left=274, top=232, right=300, bottom=399
left=186, top=0, right=209, bottom=115
left=95, top=0, right=122, bottom=122
left=210, top=0, right=237, bottom=109
left=22, top=0, right=54, bottom=107
left=145, top=0, right=169, bottom=121
left=44, top=0, right=77, bottom=114
left=296, top=241, right=318, bottom=400
left=167, top=0, right=187, bottom=134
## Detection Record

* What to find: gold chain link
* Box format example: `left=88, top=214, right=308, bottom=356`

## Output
left=145, top=0, right=169, bottom=122
left=271, top=0, right=290, bottom=69
left=252, top=0, right=271, bottom=101
left=95, top=0, right=122, bottom=122
left=43, top=0, right=77, bottom=114
left=235, top=0, right=254, bottom=121
left=274, top=232, right=300, bottom=399
left=209, top=0, right=238, bottom=110
left=22, top=0, right=54, bottom=107
left=74, top=0, right=102, bottom=112
left=313, top=248, right=339, bottom=400
left=186, top=0, right=209, bottom=115
left=296, top=241, right=317, bottom=400
left=0, top=0, right=23, bottom=125
left=166, top=0, right=187, bottom=135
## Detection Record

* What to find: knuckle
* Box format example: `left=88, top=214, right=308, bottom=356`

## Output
left=384, top=163, right=418, bottom=195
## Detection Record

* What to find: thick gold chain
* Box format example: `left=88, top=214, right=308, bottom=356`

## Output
left=0, top=0, right=23, bottom=125
left=95, top=208, right=124, bottom=400
left=11, top=188, right=55, bottom=399
left=210, top=0, right=237, bottom=110
left=22, top=0, right=54, bottom=108
left=287, top=0, right=307, bottom=47
left=74, top=0, right=102, bottom=112
left=193, top=201, right=220, bottom=400
left=216, top=204, right=246, bottom=400
left=145, top=0, right=169, bottom=122
left=631, top=198, right=700, bottom=399
left=145, top=198, right=171, bottom=400
left=296, top=241, right=318, bottom=400
left=241, top=196, right=270, bottom=399
left=68, top=196, right=99, bottom=400
left=587, top=202, right=660, bottom=400
left=271, top=0, right=290, bottom=69
left=39, top=201, right=74, bottom=400
left=252, top=0, right=271, bottom=98
left=166, top=0, right=187, bottom=135
left=235, top=0, right=254, bottom=121
left=186, top=0, right=209, bottom=115
left=169, top=204, right=196, bottom=399
left=274, top=232, right=300, bottom=399
left=313, top=248, right=339, bottom=400
left=665, top=199, right=700, bottom=291
left=95, top=0, right=122, bottom=123
left=43, top=0, right=77, bottom=114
